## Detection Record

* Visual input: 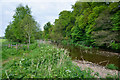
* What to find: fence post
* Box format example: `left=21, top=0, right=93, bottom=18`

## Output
left=21, top=44, right=23, bottom=48
left=11, top=44, right=12, bottom=48
left=16, top=44, right=18, bottom=50
left=38, top=42, right=40, bottom=47
left=27, top=44, right=29, bottom=50
left=8, top=44, right=10, bottom=48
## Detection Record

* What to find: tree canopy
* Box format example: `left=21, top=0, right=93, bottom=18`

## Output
left=5, top=4, right=41, bottom=43
left=43, top=2, right=120, bottom=51
left=5, top=2, right=120, bottom=51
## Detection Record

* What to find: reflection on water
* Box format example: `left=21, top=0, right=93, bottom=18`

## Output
left=53, top=43, right=120, bottom=68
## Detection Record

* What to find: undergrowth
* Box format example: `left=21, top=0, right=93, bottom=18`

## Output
left=2, top=40, right=119, bottom=79
left=2, top=42, right=95, bottom=79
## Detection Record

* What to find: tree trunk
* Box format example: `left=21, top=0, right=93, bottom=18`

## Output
left=28, top=35, right=30, bottom=50
left=29, top=35, right=30, bottom=45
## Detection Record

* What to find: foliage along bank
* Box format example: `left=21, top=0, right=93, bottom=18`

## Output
left=2, top=41, right=118, bottom=78
left=43, top=2, right=120, bottom=52
left=2, top=41, right=96, bottom=78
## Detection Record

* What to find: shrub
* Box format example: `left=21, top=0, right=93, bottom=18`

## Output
left=106, top=64, right=118, bottom=70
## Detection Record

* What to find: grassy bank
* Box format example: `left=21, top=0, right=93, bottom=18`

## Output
left=0, top=39, right=7, bottom=43
left=2, top=41, right=95, bottom=79
left=2, top=39, right=37, bottom=61
left=2, top=40, right=118, bottom=79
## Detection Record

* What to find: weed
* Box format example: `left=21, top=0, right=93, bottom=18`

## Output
left=2, top=43, right=94, bottom=78
left=106, top=64, right=118, bottom=70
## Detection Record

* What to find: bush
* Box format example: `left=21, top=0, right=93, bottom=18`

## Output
left=110, top=41, right=120, bottom=50
left=29, top=42, right=38, bottom=50
left=106, top=64, right=118, bottom=70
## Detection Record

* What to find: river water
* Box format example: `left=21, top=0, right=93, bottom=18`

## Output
left=52, top=42, right=120, bottom=68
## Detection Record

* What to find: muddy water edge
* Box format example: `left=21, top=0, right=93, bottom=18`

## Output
left=51, top=42, right=120, bottom=69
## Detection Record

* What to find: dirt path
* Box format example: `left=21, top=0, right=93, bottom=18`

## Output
left=73, top=60, right=119, bottom=78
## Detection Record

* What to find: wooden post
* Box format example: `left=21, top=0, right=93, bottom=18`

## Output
left=11, top=44, right=12, bottom=48
left=38, top=42, right=40, bottom=47
left=27, top=44, right=29, bottom=50
left=16, top=44, right=18, bottom=50
left=8, top=44, right=10, bottom=48
left=21, top=44, right=23, bottom=49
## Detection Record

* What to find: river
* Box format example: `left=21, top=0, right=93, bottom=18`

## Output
left=51, top=42, right=120, bottom=69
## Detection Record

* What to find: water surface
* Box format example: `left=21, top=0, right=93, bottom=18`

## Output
left=53, top=43, right=120, bottom=68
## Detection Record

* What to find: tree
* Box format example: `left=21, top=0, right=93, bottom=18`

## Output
left=5, top=4, right=40, bottom=43
left=43, top=22, right=52, bottom=39
left=5, top=22, right=13, bottom=41
left=20, top=14, right=37, bottom=44
left=49, top=10, right=73, bottom=40
left=34, top=23, right=43, bottom=40
left=42, top=1, right=120, bottom=51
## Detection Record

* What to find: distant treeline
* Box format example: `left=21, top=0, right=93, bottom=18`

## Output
left=43, top=2, right=120, bottom=51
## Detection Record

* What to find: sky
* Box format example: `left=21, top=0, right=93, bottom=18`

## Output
left=0, top=0, right=77, bottom=37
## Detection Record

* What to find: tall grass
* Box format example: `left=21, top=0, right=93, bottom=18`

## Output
left=0, top=39, right=7, bottom=43
left=2, top=39, right=38, bottom=61
left=2, top=43, right=95, bottom=78
left=2, top=40, right=119, bottom=79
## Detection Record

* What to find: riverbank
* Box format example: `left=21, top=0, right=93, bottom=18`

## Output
left=49, top=41, right=119, bottom=78
left=2, top=40, right=119, bottom=78
left=50, top=40, right=120, bottom=69
left=2, top=41, right=96, bottom=78
left=73, top=60, right=119, bottom=78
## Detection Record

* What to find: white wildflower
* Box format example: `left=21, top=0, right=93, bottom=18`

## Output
left=20, top=61, right=22, bottom=64
left=66, top=70, right=71, bottom=73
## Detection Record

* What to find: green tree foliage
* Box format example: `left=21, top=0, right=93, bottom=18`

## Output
left=50, top=19, right=63, bottom=40
left=20, top=14, right=37, bottom=44
left=43, top=2, right=120, bottom=51
left=48, top=10, right=74, bottom=40
left=5, top=4, right=41, bottom=43
left=92, top=2, right=120, bottom=50
left=43, top=22, right=52, bottom=39
left=5, top=22, right=15, bottom=41
left=92, top=9, right=113, bottom=46
left=33, top=23, right=43, bottom=40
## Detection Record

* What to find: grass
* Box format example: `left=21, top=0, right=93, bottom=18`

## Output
left=0, top=39, right=7, bottom=43
left=2, top=41, right=95, bottom=79
left=0, top=39, right=7, bottom=48
left=2, top=39, right=38, bottom=61
left=1, top=40, right=119, bottom=79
